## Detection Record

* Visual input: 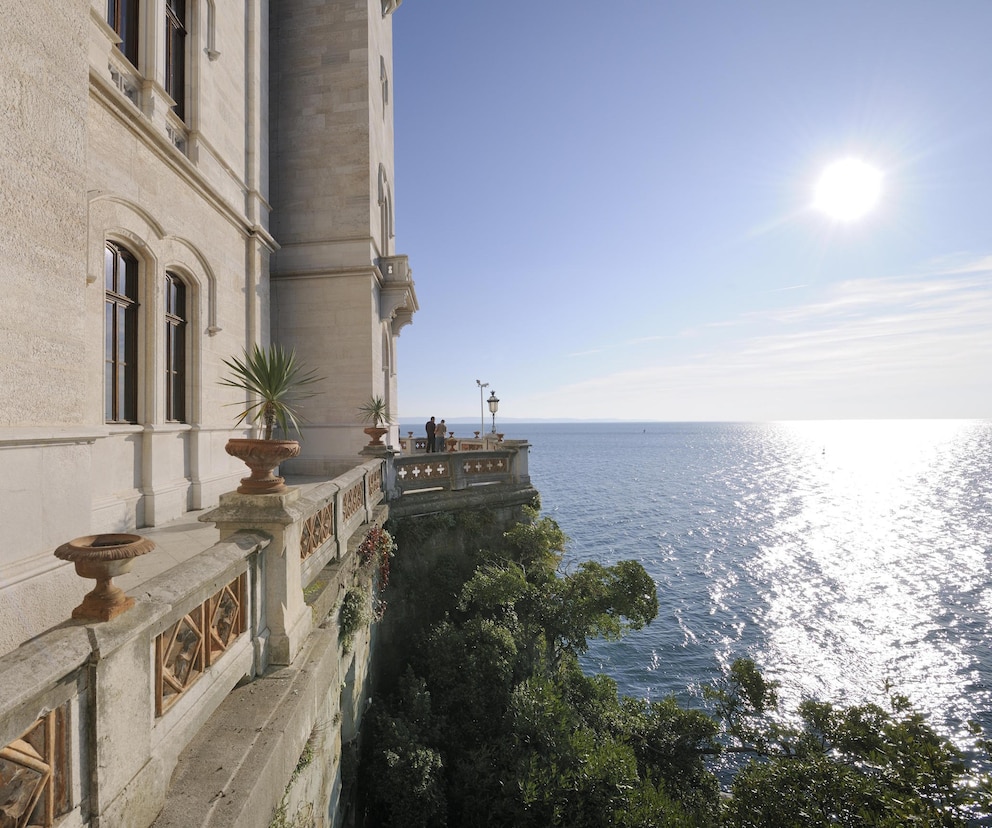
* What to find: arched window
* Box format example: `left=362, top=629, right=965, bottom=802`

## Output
left=165, top=272, right=187, bottom=422
left=105, top=242, right=139, bottom=423
left=378, top=165, right=393, bottom=256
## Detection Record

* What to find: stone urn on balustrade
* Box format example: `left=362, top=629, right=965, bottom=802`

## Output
left=358, top=394, right=391, bottom=446
left=362, top=426, right=389, bottom=446
left=55, top=533, right=155, bottom=621
left=225, top=438, right=300, bottom=494
left=219, top=343, right=324, bottom=494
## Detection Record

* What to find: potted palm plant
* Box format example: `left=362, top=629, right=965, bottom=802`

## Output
left=358, top=394, right=390, bottom=446
left=220, top=343, right=323, bottom=494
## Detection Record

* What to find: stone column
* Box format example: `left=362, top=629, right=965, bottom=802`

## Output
left=505, top=440, right=531, bottom=485
left=200, top=489, right=311, bottom=667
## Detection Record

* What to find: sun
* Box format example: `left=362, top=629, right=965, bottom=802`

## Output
left=813, top=158, right=882, bottom=221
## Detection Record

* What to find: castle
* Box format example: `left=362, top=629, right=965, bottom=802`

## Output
left=0, top=2, right=496, bottom=826
left=1, top=0, right=416, bottom=656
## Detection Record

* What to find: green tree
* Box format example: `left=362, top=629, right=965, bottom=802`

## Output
left=503, top=671, right=699, bottom=827
left=617, top=694, right=721, bottom=823
left=454, top=506, right=657, bottom=679
left=363, top=507, right=992, bottom=828
left=709, top=658, right=992, bottom=827
left=365, top=507, right=674, bottom=826
left=365, top=671, right=447, bottom=828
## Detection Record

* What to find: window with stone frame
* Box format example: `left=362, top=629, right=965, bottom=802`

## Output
left=105, top=242, right=139, bottom=424
left=378, top=165, right=393, bottom=256
left=165, top=0, right=187, bottom=120
left=165, top=272, right=187, bottom=423
left=107, top=0, right=140, bottom=66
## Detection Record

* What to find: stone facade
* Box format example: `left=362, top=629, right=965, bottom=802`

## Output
left=270, top=0, right=417, bottom=476
left=0, top=0, right=415, bottom=657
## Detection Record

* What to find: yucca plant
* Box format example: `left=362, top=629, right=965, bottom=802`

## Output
left=220, top=343, right=324, bottom=440
left=358, top=394, right=390, bottom=428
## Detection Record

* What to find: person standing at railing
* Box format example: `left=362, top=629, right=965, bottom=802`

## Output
left=436, top=418, right=447, bottom=451
left=425, top=416, right=436, bottom=452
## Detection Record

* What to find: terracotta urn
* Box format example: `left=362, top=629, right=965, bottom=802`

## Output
left=55, top=533, right=155, bottom=621
left=225, top=438, right=300, bottom=494
left=445, top=435, right=457, bottom=452
left=363, top=426, right=389, bottom=446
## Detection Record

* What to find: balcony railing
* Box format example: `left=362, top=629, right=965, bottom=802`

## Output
left=0, top=441, right=527, bottom=826
left=0, top=458, right=386, bottom=827
left=391, top=441, right=530, bottom=496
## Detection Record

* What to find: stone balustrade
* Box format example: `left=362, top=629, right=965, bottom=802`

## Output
left=0, top=458, right=386, bottom=828
left=0, top=446, right=533, bottom=827
left=398, top=431, right=506, bottom=455
left=390, top=441, right=530, bottom=496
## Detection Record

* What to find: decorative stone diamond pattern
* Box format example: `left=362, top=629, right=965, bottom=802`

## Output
left=369, top=465, right=383, bottom=495
left=157, top=575, right=246, bottom=716
left=0, top=707, right=68, bottom=828
left=301, top=503, right=334, bottom=560
left=463, top=458, right=507, bottom=476
left=343, top=481, right=364, bottom=523
left=460, top=441, right=483, bottom=451
left=207, top=577, right=246, bottom=661
left=395, top=461, right=450, bottom=483
left=158, top=613, right=204, bottom=715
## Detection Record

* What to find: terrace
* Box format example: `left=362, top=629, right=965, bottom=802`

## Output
left=0, top=440, right=532, bottom=827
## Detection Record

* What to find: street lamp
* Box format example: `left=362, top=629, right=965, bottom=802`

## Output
left=476, top=379, right=489, bottom=435
left=487, top=390, right=500, bottom=433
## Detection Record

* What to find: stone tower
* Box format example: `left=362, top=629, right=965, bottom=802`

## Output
left=269, top=0, right=417, bottom=475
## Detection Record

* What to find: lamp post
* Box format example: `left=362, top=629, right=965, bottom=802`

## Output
left=487, top=391, right=500, bottom=433
left=476, top=379, right=489, bottom=436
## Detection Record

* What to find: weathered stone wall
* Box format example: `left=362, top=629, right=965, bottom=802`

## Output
left=0, top=2, right=95, bottom=656
left=270, top=0, right=411, bottom=472
left=0, top=1, right=89, bottom=427
left=0, top=0, right=416, bottom=674
left=0, top=0, right=271, bottom=655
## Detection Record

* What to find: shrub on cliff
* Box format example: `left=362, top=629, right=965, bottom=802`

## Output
left=362, top=508, right=991, bottom=826
left=708, top=658, right=992, bottom=826
left=364, top=507, right=716, bottom=825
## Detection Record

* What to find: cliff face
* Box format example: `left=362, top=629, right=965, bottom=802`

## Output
left=237, top=492, right=539, bottom=828
left=374, top=493, right=539, bottom=695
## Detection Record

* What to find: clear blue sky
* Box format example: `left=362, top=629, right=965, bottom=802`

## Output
left=392, top=2, right=992, bottom=422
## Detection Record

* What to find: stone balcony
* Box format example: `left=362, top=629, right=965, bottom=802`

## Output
left=0, top=440, right=534, bottom=828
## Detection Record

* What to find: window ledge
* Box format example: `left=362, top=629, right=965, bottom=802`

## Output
left=0, top=428, right=105, bottom=447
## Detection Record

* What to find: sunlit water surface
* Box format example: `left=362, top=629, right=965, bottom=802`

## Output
left=491, top=421, right=992, bottom=761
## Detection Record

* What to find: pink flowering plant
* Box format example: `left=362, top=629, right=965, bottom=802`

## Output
left=357, top=526, right=397, bottom=619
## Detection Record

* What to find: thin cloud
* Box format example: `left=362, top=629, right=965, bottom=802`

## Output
left=521, top=266, right=992, bottom=419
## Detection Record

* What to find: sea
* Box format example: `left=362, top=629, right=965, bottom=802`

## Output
left=420, top=420, right=992, bottom=767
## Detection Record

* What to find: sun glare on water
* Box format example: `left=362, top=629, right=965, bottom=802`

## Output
left=814, top=158, right=882, bottom=221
